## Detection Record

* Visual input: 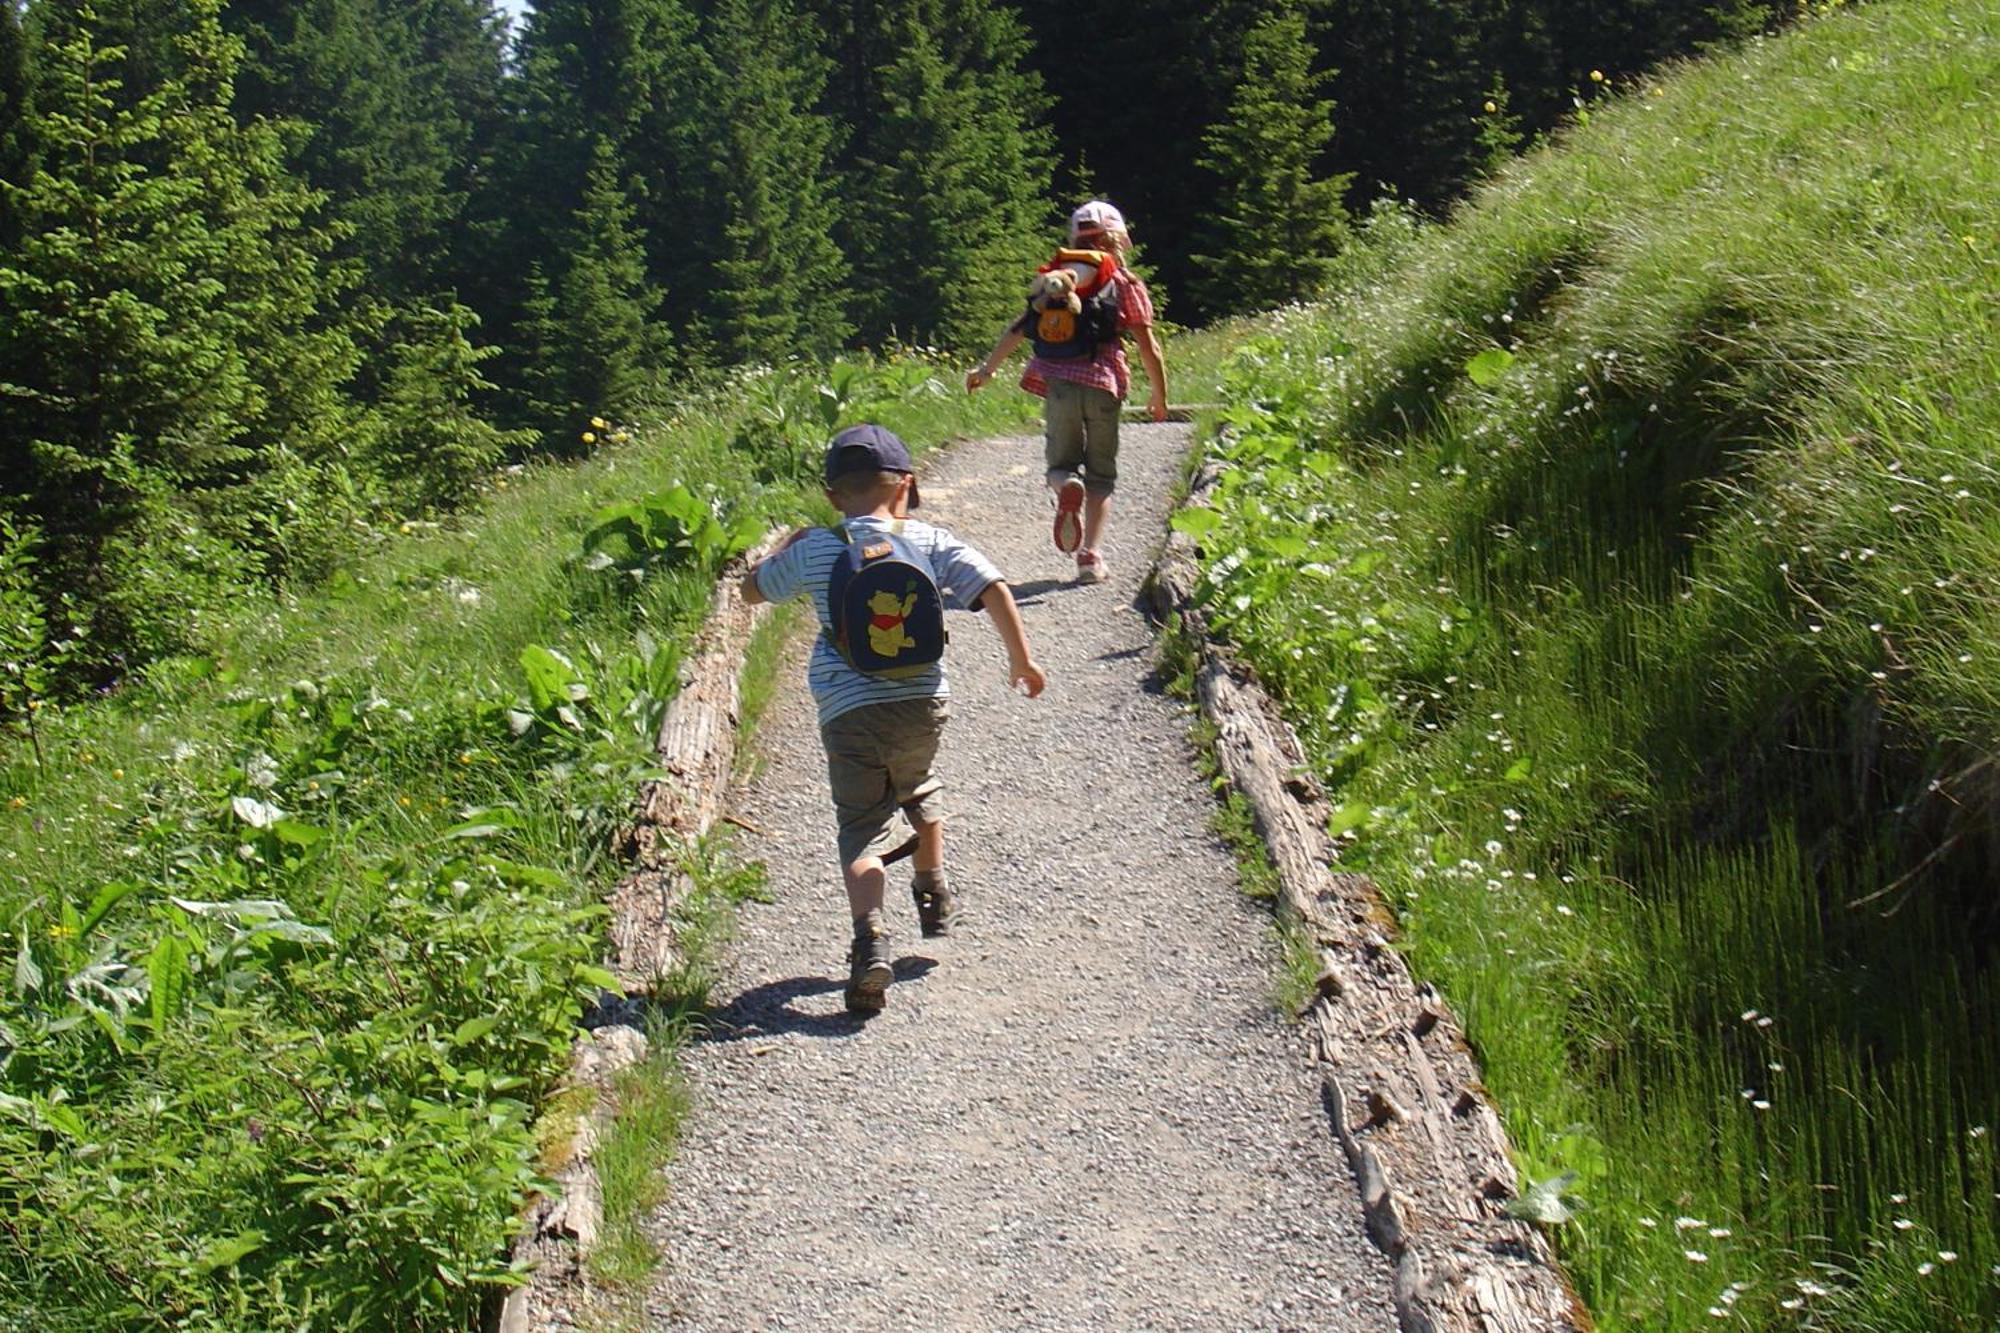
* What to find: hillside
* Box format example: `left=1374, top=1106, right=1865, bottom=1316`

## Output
left=1183, top=0, right=1998, bottom=1326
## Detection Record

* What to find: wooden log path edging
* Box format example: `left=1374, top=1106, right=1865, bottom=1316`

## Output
left=498, top=529, right=786, bottom=1333
left=1148, top=462, right=1590, bottom=1333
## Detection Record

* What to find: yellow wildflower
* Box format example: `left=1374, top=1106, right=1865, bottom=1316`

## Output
left=1590, top=69, right=1605, bottom=83
left=582, top=431, right=598, bottom=445
left=591, top=416, right=609, bottom=430
left=1483, top=100, right=1498, bottom=114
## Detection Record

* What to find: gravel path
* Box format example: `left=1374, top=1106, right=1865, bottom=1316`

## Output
left=641, top=422, right=1396, bottom=1331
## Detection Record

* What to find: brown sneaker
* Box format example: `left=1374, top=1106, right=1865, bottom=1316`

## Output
left=845, top=927, right=892, bottom=1015
left=912, top=871, right=958, bottom=938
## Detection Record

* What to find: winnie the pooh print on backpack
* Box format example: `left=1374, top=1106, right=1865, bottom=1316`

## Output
left=826, top=522, right=947, bottom=678
left=1026, top=247, right=1122, bottom=361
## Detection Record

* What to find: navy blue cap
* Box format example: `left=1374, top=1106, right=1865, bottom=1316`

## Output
left=824, top=423, right=920, bottom=508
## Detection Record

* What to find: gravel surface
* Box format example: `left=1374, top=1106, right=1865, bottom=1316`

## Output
left=641, top=422, right=1396, bottom=1331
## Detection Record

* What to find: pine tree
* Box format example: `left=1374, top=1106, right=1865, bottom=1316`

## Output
left=513, top=135, right=666, bottom=439
left=1187, top=1, right=1352, bottom=315
left=0, top=0, right=354, bottom=667
left=492, top=0, right=692, bottom=397
left=684, top=0, right=849, bottom=365
left=822, top=0, right=1056, bottom=351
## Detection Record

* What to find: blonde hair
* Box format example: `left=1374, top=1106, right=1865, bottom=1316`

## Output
left=1074, top=223, right=1132, bottom=261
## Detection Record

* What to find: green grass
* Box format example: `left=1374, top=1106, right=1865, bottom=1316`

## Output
left=0, top=353, right=1037, bottom=1328
left=1184, top=1, right=1999, bottom=1327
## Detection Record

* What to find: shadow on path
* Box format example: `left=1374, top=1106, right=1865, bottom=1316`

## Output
left=697, top=957, right=939, bottom=1041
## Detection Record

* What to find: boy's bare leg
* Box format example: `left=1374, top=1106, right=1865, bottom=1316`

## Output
left=912, top=816, right=944, bottom=874
left=843, top=856, right=887, bottom=920
left=1083, top=493, right=1111, bottom=551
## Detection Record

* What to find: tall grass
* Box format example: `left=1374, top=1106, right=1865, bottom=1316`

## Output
left=1186, top=1, right=1999, bottom=1326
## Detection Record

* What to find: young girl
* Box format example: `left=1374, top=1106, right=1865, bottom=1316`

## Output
left=966, top=200, right=1169, bottom=584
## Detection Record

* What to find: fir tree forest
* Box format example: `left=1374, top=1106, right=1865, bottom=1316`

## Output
left=0, top=0, right=1786, bottom=686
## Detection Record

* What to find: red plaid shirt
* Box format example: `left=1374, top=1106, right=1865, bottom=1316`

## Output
left=1020, top=271, right=1155, bottom=401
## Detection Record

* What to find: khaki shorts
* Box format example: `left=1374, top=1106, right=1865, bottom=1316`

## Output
left=821, top=698, right=950, bottom=865
left=1044, top=378, right=1121, bottom=495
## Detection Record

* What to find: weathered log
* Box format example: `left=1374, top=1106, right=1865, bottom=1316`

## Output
left=609, top=531, right=787, bottom=982
left=1153, top=484, right=1588, bottom=1332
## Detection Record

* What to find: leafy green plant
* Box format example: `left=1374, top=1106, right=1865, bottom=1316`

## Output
left=580, top=484, right=763, bottom=583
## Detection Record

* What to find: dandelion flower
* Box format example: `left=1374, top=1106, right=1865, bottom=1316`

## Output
left=1590, top=69, right=1606, bottom=82
left=582, top=431, right=598, bottom=445
left=1484, top=100, right=1498, bottom=113
left=591, top=416, right=609, bottom=430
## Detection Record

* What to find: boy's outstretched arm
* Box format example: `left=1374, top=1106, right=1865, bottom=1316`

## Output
left=740, top=526, right=815, bottom=605
left=966, top=325, right=1026, bottom=392
left=978, top=581, right=1045, bottom=697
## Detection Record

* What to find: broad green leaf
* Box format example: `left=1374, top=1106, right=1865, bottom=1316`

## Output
left=1466, top=347, right=1516, bottom=387
left=272, top=819, right=326, bottom=848
left=37, top=1099, right=86, bottom=1141
left=1170, top=507, right=1222, bottom=538
left=196, top=1230, right=267, bottom=1274
left=147, top=935, right=190, bottom=1028
left=1327, top=802, right=1373, bottom=838
left=575, top=964, right=622, bottom=993
left=519, top=645, right=582, bottom=713
left=1503, top=756, right=1535, bottom=781
left=452, top=1015, right=500, bottom=1046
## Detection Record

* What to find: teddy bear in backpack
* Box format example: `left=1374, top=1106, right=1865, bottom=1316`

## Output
left=1027, top=268, right=1081, bottom=316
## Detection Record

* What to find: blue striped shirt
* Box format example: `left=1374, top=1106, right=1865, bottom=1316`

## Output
left=752, top=516, right=1004, bottom=727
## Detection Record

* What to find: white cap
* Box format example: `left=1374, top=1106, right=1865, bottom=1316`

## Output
left=1068, top=199, right=1127, bottom=241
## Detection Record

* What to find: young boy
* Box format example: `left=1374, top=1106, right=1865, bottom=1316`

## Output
left=740, top=423, right=1046, bottom=1015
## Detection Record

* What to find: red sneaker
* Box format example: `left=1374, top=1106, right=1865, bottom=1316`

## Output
left=1075, top=549, right=1107, bottom=583
left=1052, top=476, right=1086, bottom=553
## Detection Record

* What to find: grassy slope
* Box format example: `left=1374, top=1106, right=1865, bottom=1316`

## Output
left=1188, top=2, right=1997, bottom=1327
